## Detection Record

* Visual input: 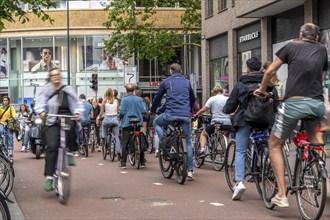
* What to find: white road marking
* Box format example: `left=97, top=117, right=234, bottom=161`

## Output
left=153, top=183, right=163, bottom=186
left=209, top=202, right=224, bottom=207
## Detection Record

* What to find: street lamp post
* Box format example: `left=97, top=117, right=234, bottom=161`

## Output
left=67, top=0, right=70, bottom=85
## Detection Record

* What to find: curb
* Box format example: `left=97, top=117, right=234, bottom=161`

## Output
left=7, top=192, right=25, bottom=220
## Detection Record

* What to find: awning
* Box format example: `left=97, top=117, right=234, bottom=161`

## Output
left=238, top=0, right=305, bottom=18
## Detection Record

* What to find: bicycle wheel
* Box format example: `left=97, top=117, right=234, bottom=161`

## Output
left=175, top=138, right=187, bottom=184
left=58, top=150, right=71, bottom=204
left=252, top=144, right=264, bottom=199
left=225, top=140, right=236, bottom=192
left=90, top=130, right=95, bottom=153
left=261, top=148, right=277, bottom=209
left=0, top=192, right=11, bottom=220
left=146, top=128, right=154, bottom=154
left=109, top=134, right=116, bottom=162
left=193, top=133, right=204, bottom=168
left=102, top=136, right=108, bottom=160
left=212, top=133, right=227, bottom=171
left=295, top=156, right=327, bottom=220
left=134, top=136, right=141, bottom=169
left=159, top=148, right=174, bottom=179
left=0, top=156, right=14, bottom=198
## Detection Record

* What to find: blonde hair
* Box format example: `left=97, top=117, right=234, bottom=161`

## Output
left=212, top=85, right=223, bottom=94
left=104, top=88, right=114, bottom=104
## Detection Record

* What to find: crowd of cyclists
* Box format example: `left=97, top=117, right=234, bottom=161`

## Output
left=0, top=22, right=329, bottom=219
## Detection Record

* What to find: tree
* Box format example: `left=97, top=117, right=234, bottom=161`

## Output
left=0, top=0, right=57, bottom=32
left=103, top=0, right=201, bottom=65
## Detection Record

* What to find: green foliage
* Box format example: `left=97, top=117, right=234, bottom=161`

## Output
left=0, top=0, right=57, bottom=32
left=103, top=0, right=201, bottom=64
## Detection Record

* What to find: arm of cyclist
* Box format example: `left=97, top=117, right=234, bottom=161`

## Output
left=150, top=83, right=166, bottom=114
left=222, top=85, right=240, bottom=115
left=193, top=105, right=209, bottom=119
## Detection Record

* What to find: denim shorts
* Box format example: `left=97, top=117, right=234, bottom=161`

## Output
left=272, top=98, right=325, bottom=140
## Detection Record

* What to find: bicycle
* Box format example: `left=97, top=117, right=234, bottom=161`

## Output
left=158, top=120, right=188, bottom=184
left=0, top=122, right=15, bottom=199
left=78, top=124, right=89, bottom=157
left=146, top=126, right=155, bottom=154
left=102, top=124, right=116, bottom=162
left=224, top=128, right=269, bottom=199
left=193, top=115, right=229, bottom=171
left=89, top=121, right=97, bottom=153
left=127, top=118, right=147, bottom=169
left=0, top=190, right=10, bottom=220
left=47, top=114, right=76, bottom=204
left=261, top=127, right=328, bottom=220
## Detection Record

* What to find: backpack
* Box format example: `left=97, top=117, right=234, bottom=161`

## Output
left=243, top=83, right=275, bottom=124
left=160, top=125, right=180, bottom=161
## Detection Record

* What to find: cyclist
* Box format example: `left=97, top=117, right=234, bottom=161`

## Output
left=193, top=85, right=231, bottom=156
left=99, top=88, right=121, bottom=160
left=91, top=98, right=101, bottom=151
left=78, top=94, right=93, bottom=144
left=0, top=96, right=18, bottom=157
left=17, top=104, right=31, bottom=152
left=119, top=83, right=146, bottom=169
left=254, top=23, right=328, bottom=208
left=223, top=57, right=278, bottom=200
left=150, top=63, right=196, bottom=180
left=34, top=67, right=81, bottom=192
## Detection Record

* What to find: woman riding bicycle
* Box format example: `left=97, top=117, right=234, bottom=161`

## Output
left=17, top=104, right=31, bottom=152
left=34, top=68, right=81, bottom=192
left=98, top=88, right=121, bottom=159
left=0, top=96, right=17, bottom=157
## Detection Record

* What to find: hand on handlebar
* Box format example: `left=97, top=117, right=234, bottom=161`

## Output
left=253, top=89, right=268, bottom=98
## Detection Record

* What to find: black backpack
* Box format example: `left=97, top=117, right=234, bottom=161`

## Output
left=160, top=125, right=180, bottom=161
left=243, top=83, right=275, bottom=124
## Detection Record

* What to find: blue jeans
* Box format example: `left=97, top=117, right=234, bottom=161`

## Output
left=0, top=124, right=13, bottom=150
left=23, top=125, right=31, bottom=147
left=153, top=113, right=193, bottom=172
left=102, top=115, right=121, bottom=152
left=235, top=126, right=251, bottom=182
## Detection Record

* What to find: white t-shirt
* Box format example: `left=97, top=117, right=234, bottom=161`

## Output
left=205, top=94, right=231, bottom=125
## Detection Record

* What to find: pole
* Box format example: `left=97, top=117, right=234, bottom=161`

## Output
left=67, top=0, right=70, bottom=85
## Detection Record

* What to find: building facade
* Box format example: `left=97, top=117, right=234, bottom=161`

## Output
left=0, top=0, right=201, bottom=104
left=201, top=0, right=330, bottom=103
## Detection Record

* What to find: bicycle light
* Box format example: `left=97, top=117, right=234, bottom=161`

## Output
left=35, top=118, right=43, bottom=125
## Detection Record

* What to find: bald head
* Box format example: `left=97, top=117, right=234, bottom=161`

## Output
left=126, top=83, right=136, bottom=93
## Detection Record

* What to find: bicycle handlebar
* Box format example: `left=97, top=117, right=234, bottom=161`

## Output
left=47, top=114, right=77, bottom=119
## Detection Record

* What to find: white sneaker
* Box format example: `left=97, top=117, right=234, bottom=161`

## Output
left=187, top=171, right=194, bottom=181
left=8, top=150, right=13, bottom=157
left=154, top=149, right=159, bottom=158
left=232, top=182, right=246, bottom=200
left=21, top=146, right=26, bottom=152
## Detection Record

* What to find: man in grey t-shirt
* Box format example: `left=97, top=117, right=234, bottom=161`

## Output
left=194, top=85, right=231, bottom=154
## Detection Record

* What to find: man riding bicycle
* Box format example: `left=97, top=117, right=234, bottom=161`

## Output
left=150, top=63, right=196, bottom=180
left=78, top=94, right=93, bottom=143
left=254, top=23, right=328, bottom=208
left=193, top=85, right=231, bottom=156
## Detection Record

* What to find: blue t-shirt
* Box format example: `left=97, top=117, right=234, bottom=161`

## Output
left=80, top=100, right=93, bottom=125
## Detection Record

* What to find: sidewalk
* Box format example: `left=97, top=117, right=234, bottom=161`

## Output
left=7, top=192, right=25, bottom=220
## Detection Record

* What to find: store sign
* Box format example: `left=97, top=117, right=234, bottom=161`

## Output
left=149, top=81, right=161, bottom=86
left=239, top=31, right=260, bottom=43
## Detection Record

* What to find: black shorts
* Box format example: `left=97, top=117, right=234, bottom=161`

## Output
left=205, top=124, right=231, bottom=135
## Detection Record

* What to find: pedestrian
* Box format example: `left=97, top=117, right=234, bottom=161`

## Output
left=254, top=23, right=328, bottom=208
left=119, top=83, right=146, bottom=169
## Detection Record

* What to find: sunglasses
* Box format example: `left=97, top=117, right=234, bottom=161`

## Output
left=43, top=52, right=51, bottom=55
left=50, top=73, right=60, bottom=77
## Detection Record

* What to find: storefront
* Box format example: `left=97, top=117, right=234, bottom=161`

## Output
left=209, top=34, right=228, bottom=95
left=236, top=22, right=261, bottom=79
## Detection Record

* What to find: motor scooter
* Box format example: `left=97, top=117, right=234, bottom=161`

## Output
left=29, top=115, right=44, bottom=159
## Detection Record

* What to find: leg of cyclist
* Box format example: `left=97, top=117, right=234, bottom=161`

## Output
left=42, top=124, right=60, bottom=191
left=232, top=126, right=250, bottom=200
left=200, top=125, right=215, bottom=156
left=179, top=116, right=193, bottom=180
left=108, top=116, right=121, bottom=158
left=6, top=127, right=14, bottom=157
left=66, top=118, right=78, bottom=165
left=119, top=127, right=130, bottom=169
left=22, top=125, right=31, bottom=152
left=101, top=116, right=109, bottom=145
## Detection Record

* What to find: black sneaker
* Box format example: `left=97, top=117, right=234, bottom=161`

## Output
left=199, top=150, right=205, bottom=158
left=140, top=162, right=146, bottom=168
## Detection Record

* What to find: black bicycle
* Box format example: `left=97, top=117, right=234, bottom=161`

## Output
left=0, top=190, right=10, bottom=220
left=78, top=125, right=89, bottom=157
left=261, top=127, right=328, bottom=220
left=158, top=121, right=188, bottom=184
left=225, top=128, right=269, bottom=199
left=102, top=124, right=116, bottom=162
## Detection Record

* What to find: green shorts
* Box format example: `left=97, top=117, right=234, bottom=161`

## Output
left=272, top=98, right=325, bottom=140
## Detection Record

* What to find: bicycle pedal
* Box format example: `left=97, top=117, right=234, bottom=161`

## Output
left=60, top=171, right=70, bottom=177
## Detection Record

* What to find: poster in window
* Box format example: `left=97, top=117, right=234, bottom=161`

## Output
left=23, top=47, right=60, bottom=73
left=241, top=50, right=251, bottom=74
left=0, top=47, right=7, bottom=78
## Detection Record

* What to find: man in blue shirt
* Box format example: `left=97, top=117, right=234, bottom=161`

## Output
left=150, top=63, right=195, bottom=180
left=119, top=83, right=146, bottom=169
left=79, top=94, right=93, bottom=140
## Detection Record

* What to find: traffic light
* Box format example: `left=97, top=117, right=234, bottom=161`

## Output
left=90, top=73, right=98, bottom=91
